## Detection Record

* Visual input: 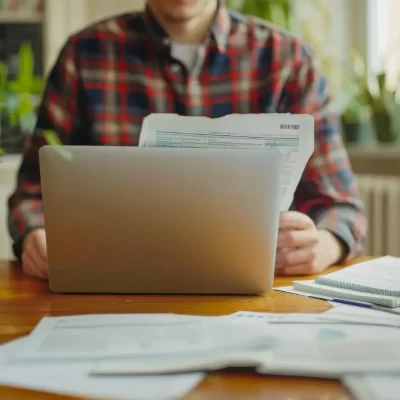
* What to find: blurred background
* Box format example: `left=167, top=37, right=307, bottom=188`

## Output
left=0, top=0, right=398, bottom=260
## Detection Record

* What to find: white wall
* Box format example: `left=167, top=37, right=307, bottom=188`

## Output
left=0, top=156, right=22, bottom=261
left=292, top=0, right=367, bottom=94
left=43, top=0, right=145, bottom=73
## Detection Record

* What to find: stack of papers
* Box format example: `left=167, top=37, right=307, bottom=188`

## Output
left=139, top=113, right=314, bottom=211
left=273, top=261, right=400, bottom=399
left=0, top=338, right=204, bottom=400
left=88, top=312, right=400, bottom=378
left=0, top=313, right=274, bottom=399
left=2, top=310, right=400, bottom=398
left=344, top=374, right=400, bottom=400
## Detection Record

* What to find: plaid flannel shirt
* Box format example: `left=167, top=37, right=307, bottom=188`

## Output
left=8, top=2, right=367, bottom=260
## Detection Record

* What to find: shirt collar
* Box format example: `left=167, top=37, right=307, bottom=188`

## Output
left=141, top=0, right=231, bottom=52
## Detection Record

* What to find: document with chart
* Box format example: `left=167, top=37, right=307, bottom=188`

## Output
left=11, top=313, right=274, bottom=361
left=139, top=113, right=314, bottom=211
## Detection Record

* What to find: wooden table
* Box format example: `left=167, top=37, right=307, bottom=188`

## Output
left=0, top=260, right=357, bottom=400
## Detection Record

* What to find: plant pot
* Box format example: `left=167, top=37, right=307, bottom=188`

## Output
left=372, top=111, right=399, bottom=143
left=342, top=121, right=371, bottom=145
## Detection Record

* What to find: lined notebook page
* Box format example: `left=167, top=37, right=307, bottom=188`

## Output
left=315, top=256, right=400, bottom=296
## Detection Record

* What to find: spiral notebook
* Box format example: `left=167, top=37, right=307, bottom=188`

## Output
left=293, top=256, right=400, bottom=307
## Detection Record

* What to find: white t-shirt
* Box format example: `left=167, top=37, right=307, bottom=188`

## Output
left=171, top=43, right=200, bottom=71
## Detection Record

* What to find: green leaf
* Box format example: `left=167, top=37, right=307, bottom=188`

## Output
left=0, top=62, right=8, bottom=92
left=42, top=130, right=73, bottom=161
left=228, top=0, right=293, bottom=28
left=8, top=109, right=19, bottom=127
left=19, top=92, right=33, bottom=116
left=242, top=0, right=260, bottom=16
left=19, top=42, right=34, bottom=89
left=43, top=130, right=62, bottom=146
left=377, top=73, right=386, bottom=98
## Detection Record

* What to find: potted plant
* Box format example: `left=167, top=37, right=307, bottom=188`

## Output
left=329, top=70, right=372, bottom=144
left=341, top=95, right=372, bottom=144
left=344, top=51, right=400, bottom=143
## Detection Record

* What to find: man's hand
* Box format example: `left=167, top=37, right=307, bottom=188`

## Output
left=275, top=211, right=345, bottom=276
left=21, top=229, right=48, bottom=279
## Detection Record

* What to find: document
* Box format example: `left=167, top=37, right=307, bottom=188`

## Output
left=258, top=340, right=400, bottom=377
left=139, top=113, right=314, bottom=211
left=219, top=312, right=400, bottom=342
left=343, top=374, right=400, bottom=400
left=324, top=304, right=400, bottom=327
left=13, top=313, right=275, bottom=361
left=91, top=334, right=400, bottom=377
left=92, top=341, right=400, bottom=378
left=228, top=311, right=337, bottom=323
left=228, top=310, right=400, bottom=328
left=274, top=285, right=333, bottom=300
left=0, top=338, right=205, bottom=400
left=274, top=286, right=340, bottom=306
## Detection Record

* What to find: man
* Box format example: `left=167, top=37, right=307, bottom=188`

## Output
left=8, top=0, right=367, bottom=280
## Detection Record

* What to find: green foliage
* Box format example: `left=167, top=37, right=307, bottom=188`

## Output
left=226, top=0, right=292, bottom=30
left=0, top=42, right=44, bottom=134
left=0, top=129, right=71, bottom=161
left=43, top=129, right=62, bottom=146
left=340, top=51, right=400, bottom=142
left=42, top=129, right=72, bottom=161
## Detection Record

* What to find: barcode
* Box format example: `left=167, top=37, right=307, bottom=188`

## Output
left=280, top=124, right=300, bottom=130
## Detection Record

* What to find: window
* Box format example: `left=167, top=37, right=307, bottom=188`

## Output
left=367, top=0, right=400, bottom=74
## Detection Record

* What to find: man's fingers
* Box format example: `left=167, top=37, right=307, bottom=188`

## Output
left=279, top=212, right=314, bottom=230
left=278, top=261, right=319, bottom=276
left=277, top=229, right=320, bottom=248
left=22, top=253, right=48, bottom=280
left=275, top=246, right=317, bottom=267
left=30, top=250, right=48, bottom=277
left=32, top=232, right=48, bottom=261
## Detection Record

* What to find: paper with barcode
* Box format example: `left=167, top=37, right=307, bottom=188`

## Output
left=139, top=113, right=314, bottom=211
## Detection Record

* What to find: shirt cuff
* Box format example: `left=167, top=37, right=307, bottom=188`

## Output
left=314, top=206, right=364, bottom=263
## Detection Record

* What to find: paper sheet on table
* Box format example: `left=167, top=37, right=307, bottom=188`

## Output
left=0, top=338, right=205, bottom=400
left=343, top=374, right=400, bottom=400
left=257, top=340, right=400, bottom=377
left=228, top=310, right=400, bottom=328
left=91, top=340, right=400, bottom=378
left=91, top=333, right=400, bottom=378
left=227, top=311, right=337, bottom=323
left=274, top=285, right=334, bottom=300
left=13, top=313, right=275, bottom=362
left=274, top=286, right=340, bottom=307
left=139, top=113, right=314, bottom=211
left=86, top=312, right=400, bottom=378
left=324, top=304, right=400, bottom=326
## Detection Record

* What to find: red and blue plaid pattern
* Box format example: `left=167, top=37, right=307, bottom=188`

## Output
left=8, top=3, right=367, bottom=259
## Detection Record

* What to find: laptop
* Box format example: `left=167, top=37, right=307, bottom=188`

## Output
left=39, top=145, right=284, bottom=294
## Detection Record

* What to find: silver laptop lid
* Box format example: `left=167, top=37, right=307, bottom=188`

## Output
left=39, top=146, right=284, bottom=294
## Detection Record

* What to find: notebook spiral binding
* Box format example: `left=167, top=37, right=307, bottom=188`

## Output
left=315, top=277, right=400, bottom=298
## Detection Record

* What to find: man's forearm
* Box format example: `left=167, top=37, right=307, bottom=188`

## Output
left=317, top=229, right=347, bottom=267
left=315, top=205, right=367, bottom=262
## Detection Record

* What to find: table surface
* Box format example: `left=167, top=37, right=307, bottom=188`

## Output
left=0, top=260, right=362, bottom=400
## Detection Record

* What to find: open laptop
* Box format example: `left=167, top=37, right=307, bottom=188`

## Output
left=39, top=145, right=284, bottom=295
